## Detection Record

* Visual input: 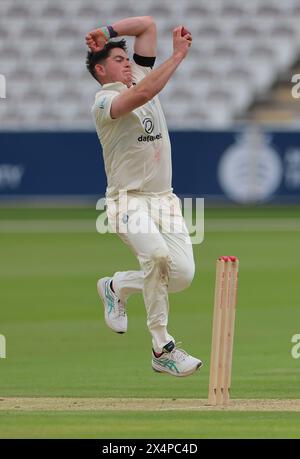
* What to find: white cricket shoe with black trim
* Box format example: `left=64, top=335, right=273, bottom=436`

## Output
left=152, top=341, right=202, bottom=377
left=97, top=277, right=127, bottom=334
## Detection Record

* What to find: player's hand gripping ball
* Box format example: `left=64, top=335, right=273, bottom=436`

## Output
left=181, top=26, right=192, bottom=46
left=181, top=26, right=191, bottom=37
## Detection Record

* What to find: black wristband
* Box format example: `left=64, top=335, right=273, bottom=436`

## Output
left=107, top=25, right=118, bottom=38
left=133, top=53, right=156, bottom=68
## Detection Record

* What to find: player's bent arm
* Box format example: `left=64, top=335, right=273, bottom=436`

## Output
left=110, top=52, right=183, bottom=119
left=111, top=27, right=191, bottom=119
left=86, top=17, right=156, bottom=55
left=111, top=16, right=156, bottom=57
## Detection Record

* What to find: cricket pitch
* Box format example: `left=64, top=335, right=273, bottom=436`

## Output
left=1, top=398, right=300, bottom=412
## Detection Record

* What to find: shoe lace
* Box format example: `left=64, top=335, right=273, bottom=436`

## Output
left=117, top=299, right=126, bottom=317
left=168, top=342, right=189, bottom=362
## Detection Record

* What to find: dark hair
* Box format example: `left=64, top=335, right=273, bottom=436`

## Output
left=86, top=39, right=127, bottom=82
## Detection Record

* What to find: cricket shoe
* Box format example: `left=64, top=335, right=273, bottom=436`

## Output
left=97, top=277, right=127, bottom=334
left=152, top=341, right=202, bottom=377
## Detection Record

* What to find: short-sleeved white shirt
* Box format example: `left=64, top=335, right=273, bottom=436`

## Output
left=92, top=62, right=172, bottom=198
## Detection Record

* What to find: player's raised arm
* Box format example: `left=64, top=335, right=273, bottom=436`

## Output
left=85, top=16, right=156, bottom=57
left=85, top=18, right=192, bottom=119
left=113, top=16, right=157, bottom=58
left=110, top=26, right=192, bottom=119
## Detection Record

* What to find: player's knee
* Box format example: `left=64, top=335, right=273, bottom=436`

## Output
left=172, top=260, right=195, bottom=292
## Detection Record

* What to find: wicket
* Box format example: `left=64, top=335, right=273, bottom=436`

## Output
left=208, top=256, right=239, bottom=406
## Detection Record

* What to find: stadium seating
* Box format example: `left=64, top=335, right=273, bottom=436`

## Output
left=1, top=0, right=300, bottom=129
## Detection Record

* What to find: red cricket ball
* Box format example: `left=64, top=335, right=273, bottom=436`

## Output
left=181, top=26, right=191, bottom=37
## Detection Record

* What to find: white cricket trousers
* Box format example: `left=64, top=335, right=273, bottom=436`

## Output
left=106, top=191, right=195, bottom=353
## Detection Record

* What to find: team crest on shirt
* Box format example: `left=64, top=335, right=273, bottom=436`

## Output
left=138, top=115, right=162, bottom=142
left=143, top=117, right=154, bottom=134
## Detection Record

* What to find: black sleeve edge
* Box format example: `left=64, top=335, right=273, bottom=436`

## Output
left=133, top=53, right=156, bottom=68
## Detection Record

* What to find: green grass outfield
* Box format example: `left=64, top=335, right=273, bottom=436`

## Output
left=0, top=206, right=300, bottom=438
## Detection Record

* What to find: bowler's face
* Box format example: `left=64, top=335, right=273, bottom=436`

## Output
left=103, top=48, right=132, bottom=88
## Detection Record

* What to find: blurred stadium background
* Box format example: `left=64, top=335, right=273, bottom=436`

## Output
left=1, top=0, right=300, bottom=204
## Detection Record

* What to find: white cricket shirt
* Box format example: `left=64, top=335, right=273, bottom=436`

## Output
left=92, top=63, right=172, bottom=198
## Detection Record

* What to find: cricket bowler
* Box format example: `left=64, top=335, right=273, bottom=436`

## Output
left=86, top=16, right=202, bottom=377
